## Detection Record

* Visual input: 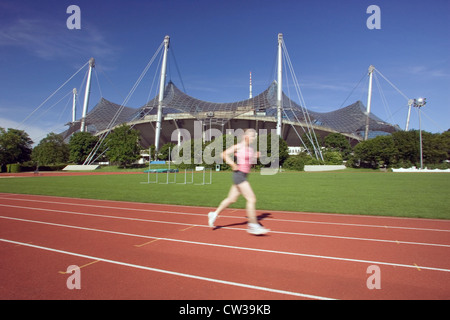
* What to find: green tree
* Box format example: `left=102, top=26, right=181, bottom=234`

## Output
left=392, top=130, right=449, bottom=167
left=0, top=127, right=33, bottom=170
left=323, top=150, right=343, bottom=165
left=440, top=131, right=450, bottom=159
left=283, top=155, right=305, bottom=171
left=105, top=124, right=142, bottom=167
left=257, top=133, right=289, bottom=167
left=324, top=133, right=351, bottom=159
left=300, top=132, right=323, bottom=154
left=68, top=131, right=99, bottom=164
left=158, top=142, right=177, bottom=161
left=32, top=132, right=69, bottom=165
left=354, top=135, right=398, bottom=168
left=391, top=130, right=420, bottom=166
left=422, top=131, right=448, bottom=164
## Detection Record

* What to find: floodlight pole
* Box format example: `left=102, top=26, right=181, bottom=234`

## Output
left=410, top=98, right=426, bottom=169
left=276, top=33, right=283, bottom=137
left=155, top=35, right=170, bottom=159
left=80, top=58, right=95, bottom=132
left=364, top=65, right=375, bottom=141
left=418, top=107, right=423, bottom=169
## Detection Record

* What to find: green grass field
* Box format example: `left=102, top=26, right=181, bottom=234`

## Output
left=0, top=169, right=449, bottom=220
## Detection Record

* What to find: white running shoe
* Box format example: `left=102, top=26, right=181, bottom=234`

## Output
left=247, top=223, right=270, bottom=235
left=208, top=211, right=218, bottom=228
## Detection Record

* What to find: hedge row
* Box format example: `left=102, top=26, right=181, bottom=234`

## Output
left=1, top=164, right=67, bottom=173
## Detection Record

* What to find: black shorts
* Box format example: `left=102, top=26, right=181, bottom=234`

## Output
left=233, top=171, right=248, bottom=185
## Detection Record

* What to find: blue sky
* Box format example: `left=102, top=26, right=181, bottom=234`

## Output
left=0, top=0, right=449, bottom=144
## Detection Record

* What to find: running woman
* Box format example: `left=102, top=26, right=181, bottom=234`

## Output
left=208, top=129, right=269, bottom=235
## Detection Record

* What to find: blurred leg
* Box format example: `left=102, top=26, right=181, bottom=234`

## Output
left=237, top=181, right=257, bottom=224
left=215, top=185, right=241, bottom=215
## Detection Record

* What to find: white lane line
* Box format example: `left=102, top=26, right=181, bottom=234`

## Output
left=0, top=203, right=449, bottom=248
left=0, top=238, right=335, bottom=300
left=2, top=215, right=450, bottom=273
left=1, top=196, right=449, bottom=233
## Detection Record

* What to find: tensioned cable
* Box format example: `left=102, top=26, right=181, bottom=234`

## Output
left=338, top=72, right=367, bottom=109
left=170, top=44, right=186, bottom=93
left=358, top=75, right=369, bottom=104
left=281, top=56, right=313, bottom=156
left=57, top=92, right=74, bottom=123
left=373, top=72, right=394, bottom=124
left=127, top=51, right=163, bottom=125
left=374, top=68, right=409, bottom=102
left=281, top=108, right=311, bottom=154
left=30, top=90, right=75, bottom=143
left=374, top=67, right=444, bottom=132
left=84, top=42, right=164, bottom=164
left=94, top=68, right=103, bottom=98
left=420, top=108, right=445, bottom=132
left=145, top=49, right=163, bottom=106
left=97, top=64, right=125, bottom=100
left=84, top=40, right=165, bottom=165
left=282, top=62, right=319, bottom=159
left=282, top=40, right=323, bottom=160
left=268, top=46, right=278, bottom=88
left=335, top=66, right=411, bottom=135
left=16, top=61, right=89, bottom=129
left=281, top=44, right=319, bottom=158
left=24, top=89, right=73, bottom=127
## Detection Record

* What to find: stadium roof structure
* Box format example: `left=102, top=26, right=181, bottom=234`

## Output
left=63, top=98, right=137, bottom=138
left=63, top=80, right=400, bottom=147
left=62, top=34, right=402, bottom=161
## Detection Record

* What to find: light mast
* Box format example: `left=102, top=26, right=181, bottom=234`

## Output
left=276, top=33, right=283, bottom=136
left=364, top=65, right=375, bottom=140
left=80, top=57, right=95, bottom=132
left=249, top=71, right=253, bottom=99
left=154, top=35, right=170, bottom=158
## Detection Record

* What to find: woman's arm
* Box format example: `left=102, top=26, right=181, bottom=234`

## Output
left=222, top=145, right=239, bottom=171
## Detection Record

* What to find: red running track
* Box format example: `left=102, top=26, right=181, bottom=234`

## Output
left=0, top=192, right=449, bottom=300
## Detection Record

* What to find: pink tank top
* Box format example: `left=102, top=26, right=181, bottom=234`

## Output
left=235, top=144, right=255, bottom=174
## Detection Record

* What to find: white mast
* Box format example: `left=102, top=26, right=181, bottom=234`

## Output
left=154, top=35, right=170, bottom=158
left=276, top=33, right=283, bottom=137
left=72, top=88, right=77, bottom=123
left=249, top=71, right=253, bottom=99
left=80, top=58, right=95, bottom=132
left=364, top=65, right=375, bottom=141
left=405, top=99, right=414, bottom=131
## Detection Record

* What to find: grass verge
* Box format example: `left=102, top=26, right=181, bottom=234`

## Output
left=0, top=169, right=449, bottom=220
